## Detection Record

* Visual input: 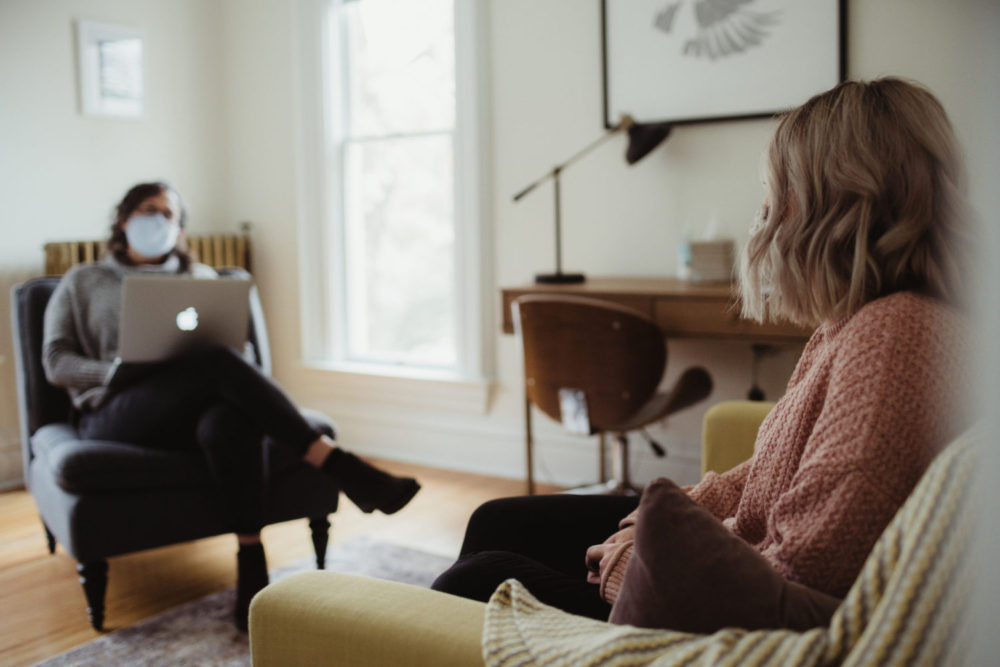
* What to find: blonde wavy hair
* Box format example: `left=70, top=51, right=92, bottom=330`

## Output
left=740, top=78, right=970, bottom=327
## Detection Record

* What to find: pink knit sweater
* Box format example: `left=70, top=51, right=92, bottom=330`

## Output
left=599, top=291, right=968, bottom=602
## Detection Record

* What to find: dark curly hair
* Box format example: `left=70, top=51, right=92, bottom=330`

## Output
left=107, top=181, right=194, bottom=272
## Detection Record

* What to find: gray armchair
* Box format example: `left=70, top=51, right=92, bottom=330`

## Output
left=10, top=269, right=339, bottom=630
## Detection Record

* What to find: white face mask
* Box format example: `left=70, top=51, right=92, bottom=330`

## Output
left=125, top=213, right=179, bottom=258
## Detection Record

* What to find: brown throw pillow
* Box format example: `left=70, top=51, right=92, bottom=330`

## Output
left=608, top=477, right=841, bottom=633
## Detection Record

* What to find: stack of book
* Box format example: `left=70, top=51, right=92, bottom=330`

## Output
left=678, top=239, right=735, bottom=283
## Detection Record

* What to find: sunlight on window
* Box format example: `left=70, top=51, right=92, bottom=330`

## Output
left=344, top=136, right=456, bottom=366
left=331, top=0, right=457, bottom=369
left=345, top=0, right=454, bottom=136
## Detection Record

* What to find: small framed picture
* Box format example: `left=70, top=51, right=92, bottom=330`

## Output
left=76, top=20, right=144, bottom=118
left=602, top=0, right=845, bottom=127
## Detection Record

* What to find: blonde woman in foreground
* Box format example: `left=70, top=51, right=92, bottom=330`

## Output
left=433, top=78, right=971, bottom=628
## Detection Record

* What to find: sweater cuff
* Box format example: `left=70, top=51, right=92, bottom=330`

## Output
left=103, top=357, right=121, bottom=385
left=599, top=541, right=633, bottom=604
left=66, top=358, right=114, bottom=389
left=618, top=508, right=640, bottom=529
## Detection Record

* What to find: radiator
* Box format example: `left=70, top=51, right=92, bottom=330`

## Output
left=43, top=233, right=252, bottom=276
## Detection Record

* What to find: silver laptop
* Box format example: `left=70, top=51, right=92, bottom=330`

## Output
left=117, top=274, right=253, bottom=363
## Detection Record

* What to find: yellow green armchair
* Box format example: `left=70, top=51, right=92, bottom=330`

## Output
left=700, top=400, right=772, bottom=476
left=250, top=406, right=978, bottom=666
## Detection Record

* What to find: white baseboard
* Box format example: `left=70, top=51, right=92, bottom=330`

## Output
left=0, top=426, right=23, bottom=490
left=0, top=479, right=24, bottom=492
left=306, top=407, right=704, bottom=489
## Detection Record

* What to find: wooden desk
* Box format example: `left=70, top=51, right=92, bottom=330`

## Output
left=500, top=277, right=811, bottom=343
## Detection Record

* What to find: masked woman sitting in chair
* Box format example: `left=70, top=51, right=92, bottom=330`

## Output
left=42, top=181, right=421, bottom=630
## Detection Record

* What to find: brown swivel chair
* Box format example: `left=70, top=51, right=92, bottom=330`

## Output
left=513, top=294, right=713, bottom=494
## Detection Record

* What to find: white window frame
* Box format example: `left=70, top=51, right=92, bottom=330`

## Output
left=292, top=0, right=493, bottom=404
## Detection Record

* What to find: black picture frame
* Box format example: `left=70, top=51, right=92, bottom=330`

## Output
left=602, top=0, right=847, bottom=129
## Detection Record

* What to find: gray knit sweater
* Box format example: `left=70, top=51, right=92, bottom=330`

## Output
left=42, top=254, right=217, bottom=410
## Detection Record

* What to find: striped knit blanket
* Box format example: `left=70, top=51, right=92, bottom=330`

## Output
left=483, top=427, right=980, bottom=666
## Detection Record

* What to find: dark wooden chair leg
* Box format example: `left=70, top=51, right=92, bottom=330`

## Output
left=309, top=516, right=331, bottom=570
left=42, top=520, right=56, bottom=554
left=77, top=560, right=109, bottom=631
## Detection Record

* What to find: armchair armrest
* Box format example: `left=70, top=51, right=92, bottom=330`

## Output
left=701, top=400, right=775, bottom=476
left=250, top=571, right=486, bottom=666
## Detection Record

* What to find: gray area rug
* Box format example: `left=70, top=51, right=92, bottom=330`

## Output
left=35, top=537, right=454, bottom=666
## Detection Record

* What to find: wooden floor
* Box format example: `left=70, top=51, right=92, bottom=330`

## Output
left=0, top=459, right=560, bottom=667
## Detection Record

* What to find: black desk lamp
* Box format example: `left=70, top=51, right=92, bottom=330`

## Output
left=513, top=115, right=673, bottom=284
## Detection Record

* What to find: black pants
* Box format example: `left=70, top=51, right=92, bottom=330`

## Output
left=78, top=346, right=321, bottom=534
left=431, top=494, right=640, bottom=620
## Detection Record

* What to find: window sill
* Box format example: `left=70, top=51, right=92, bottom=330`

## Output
left=296, top=361, right=493, bottom=414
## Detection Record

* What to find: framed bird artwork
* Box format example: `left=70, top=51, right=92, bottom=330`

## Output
left=601, top=0, right=846, bottom=128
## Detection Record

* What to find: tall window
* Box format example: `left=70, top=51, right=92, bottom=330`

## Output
left=327, top=0, right=459, bottom=371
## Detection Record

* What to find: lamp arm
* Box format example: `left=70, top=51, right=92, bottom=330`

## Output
left=512, top=175, right=549, bottom=202
left=557, top=122, right=624, bottom=171
left=512, top=116, right=631, bottom=203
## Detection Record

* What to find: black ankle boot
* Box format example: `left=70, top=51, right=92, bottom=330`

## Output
left=322, top=448, right=421, bottom=514
left=235, top=543, right=269, bottom=633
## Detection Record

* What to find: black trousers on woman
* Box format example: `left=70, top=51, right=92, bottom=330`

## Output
left=431, top=494, right=640, bottom=620
left=78, top=346, right=322, bottom=534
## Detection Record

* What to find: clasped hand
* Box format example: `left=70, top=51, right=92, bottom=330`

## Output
left=584, top=524, right=635, bottom=585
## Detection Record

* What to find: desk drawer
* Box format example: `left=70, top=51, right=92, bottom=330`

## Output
left=654, top=299, right=738, bottom=336
left=653, top=299, right=811, bottom=342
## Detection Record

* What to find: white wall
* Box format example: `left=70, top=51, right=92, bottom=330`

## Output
left=966, top=1, right=1000, bottom=661
left=0, top=0, right=229, bottom=487
left=1, top=0, right=998, bottom=491
left=217, top=0, right=302, bottom=385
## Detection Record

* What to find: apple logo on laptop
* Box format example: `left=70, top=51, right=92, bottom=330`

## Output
left=176, top=306, right=199, bottom=332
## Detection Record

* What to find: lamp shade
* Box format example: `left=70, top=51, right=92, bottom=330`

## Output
left=626, top=122, right=672, bottom=164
